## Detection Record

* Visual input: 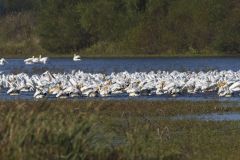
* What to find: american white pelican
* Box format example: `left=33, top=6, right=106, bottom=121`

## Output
left=24, top=55, right=47, bottom=64
left=2, top=70, right=240, bottom=99
left=34, top=88, right=47, bottom=99
left=125, top=81, right=141, bottom=96
left=7, top=86, right=20, bottom=96
left=32, top=56, right=39, bottom=63
left=39, top=55, right=48, bottom=64
left=24, top=56, right=36, bottom=64
left=56, top=90, right=68, bottom=99
left=81, top=85, right=99, bottom=97
left=73, top=54, right=81, bottom=61
left=0, top=58, right=8, bottom=65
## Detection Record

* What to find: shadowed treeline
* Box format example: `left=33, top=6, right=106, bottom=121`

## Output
left=0, top=0, right=239, bottom=57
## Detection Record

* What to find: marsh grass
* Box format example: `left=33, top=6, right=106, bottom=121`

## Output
left=0, top=100, right=240, bottom=159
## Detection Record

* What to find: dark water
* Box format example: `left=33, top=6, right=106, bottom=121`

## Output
left=4, top=91, right=240, bottom=101
left=2, top=57, right=240, bottom=74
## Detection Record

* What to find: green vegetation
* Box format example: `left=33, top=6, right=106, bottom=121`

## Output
left=0, top=12, right=44, bottom=57
left=1, top=100, right=240, bottom=159
left=0, top=0, right=239, bottom=57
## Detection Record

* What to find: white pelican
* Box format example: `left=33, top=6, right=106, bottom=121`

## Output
left=73, top=54, right=81, bottom=61
left=125, top=81, right=141, bottom=96
left=7, top=85, right=20, bottom=96
left=2, top=70, right=240, bottom=99
left=24, top=55, right=47, bottom=64
left=39, top=55, right=48, bottom=64
left=34, top=88, right=47, bottom=99
left=32, top=56, right=39, bottom=63
left=0, top=58, right=8, bottom=65
left=24, top=56, right=36, bottom=64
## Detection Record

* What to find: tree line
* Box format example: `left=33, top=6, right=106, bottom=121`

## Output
left=0, top=0, right=239, bottom=55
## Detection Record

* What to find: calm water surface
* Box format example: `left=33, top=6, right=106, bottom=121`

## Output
left=2, top=57, right=240, bottom=74
left=172, top=113, right=240, bottom=121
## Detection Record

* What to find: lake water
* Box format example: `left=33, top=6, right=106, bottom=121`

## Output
left=171, top=112, right=240, bottom=121
left=2, top=57, right=240, bottom=101
left=2, top=57, right=240, bottom=74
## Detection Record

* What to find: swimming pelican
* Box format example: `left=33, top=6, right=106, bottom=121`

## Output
left=1, top=70, right=240, bottom=99
left=7, top=85, right=20, bottom=96
left=39, top=55, right=48, bottom=64
left=0, top=58, right=8, bottom=65
left=73, top=54, right=81, bottom=61
left=24, top=56, right=36, bottom=64
left=24, top=55, right=45, bottom=64
left=34, top=88, right=47, bottom=99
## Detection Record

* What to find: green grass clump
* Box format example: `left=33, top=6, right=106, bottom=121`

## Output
left=0, top=103, right=113, bottom=160
left=0, top=100, right=240, bottom=159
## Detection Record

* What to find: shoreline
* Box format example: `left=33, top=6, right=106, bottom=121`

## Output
left=1, top=53, right=240, bottom=59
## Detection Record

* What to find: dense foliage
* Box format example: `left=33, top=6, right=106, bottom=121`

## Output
left=0, top=0, right=239, bottom=55
left=0, top=0, right=41, bottom=14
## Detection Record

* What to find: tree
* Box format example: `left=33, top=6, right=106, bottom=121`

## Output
left=37, top=0, right=92, bottom=53
left=215, top=2, right=240, bottom=53
left=77, top=0, right=137, bottom=42
left=0, top=0, right=41, bottom=14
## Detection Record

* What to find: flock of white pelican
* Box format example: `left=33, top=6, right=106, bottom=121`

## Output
left=24, top=55, right=48, bottom=64
left=0, top=54, right=81, bottom=65
left=1, top=70, right=240, bottom=99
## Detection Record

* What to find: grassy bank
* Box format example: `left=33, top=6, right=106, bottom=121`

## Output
left=1, top=100, right=240, bottom=160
